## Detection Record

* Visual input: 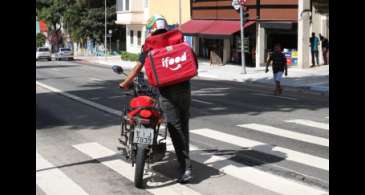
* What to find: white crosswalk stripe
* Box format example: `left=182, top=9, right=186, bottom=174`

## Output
left=36, top=152, right=89, bottom=195
left=37, top=82, right=328, bottom=194
left=285, top=119, right=329, bottom=130
left=191, top=128, right=329, bottom=171
left=73, top=142, right=202, bottom=195
left=166, top=134, right=328, bottom=195
left=238, top=123, right=329, bottom=147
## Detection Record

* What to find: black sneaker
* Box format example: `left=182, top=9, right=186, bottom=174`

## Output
left=177, top=169, right=193, bottom=184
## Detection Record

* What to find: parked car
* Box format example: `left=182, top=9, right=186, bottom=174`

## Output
left=36, top=47, right=51, bottom=61
left=54, top=48, right=74, bottom=61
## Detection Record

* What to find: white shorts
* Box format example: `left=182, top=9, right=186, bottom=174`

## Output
left=273, top=71, right=283, bottom=82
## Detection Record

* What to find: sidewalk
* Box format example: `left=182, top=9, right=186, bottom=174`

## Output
left=76, top=55, right=329, bottom=95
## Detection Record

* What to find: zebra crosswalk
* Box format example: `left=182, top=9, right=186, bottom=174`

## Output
left=237, top=123, right=329, bottom=147
left=37, top=117, right=329, bottom=195
left=285, top=119, right=329, bottom=130
left=36, top=152, right=89, bottom=195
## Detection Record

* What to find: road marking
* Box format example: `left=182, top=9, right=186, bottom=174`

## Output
left=191, top=128, right=329, bottom=171
left=167, top=138, right=328, bottom=195
left=252, top=93, right=298, bottom=101
left=285, top=119, right=329, bottom=130
left=73, top=142, right=201, bottom=195
left=192, top=99, right=213, bottom=105
left=36, top=152, right=89, bottom=195
left=35, top=82, right=328, bottom=194
left=219, top=164, right=327, bottom=195
left=325, top=116, right=329, bottom=119
left=238, top=123, right=329, bottom=147
left=89, top=77, right=103, bottom=82
left=36, top=81, right=122, bottom=116
left=108, top=95, right=124, bottom=99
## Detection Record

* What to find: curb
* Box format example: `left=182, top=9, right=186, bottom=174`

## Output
left=76, top=58, right=328, bottom=96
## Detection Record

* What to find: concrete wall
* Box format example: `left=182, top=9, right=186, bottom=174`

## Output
left=126, top=24, right=145, bottom=54
left=149, top=0, right=191, bottom=25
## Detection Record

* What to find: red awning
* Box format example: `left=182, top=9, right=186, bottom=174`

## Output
left=179, top=20, right=215, bottom=35
left=200, top=20, right=240, bottom=36
left=243, top=20, right=256, bottom=29
left=179, top=20, right=256, bottom=36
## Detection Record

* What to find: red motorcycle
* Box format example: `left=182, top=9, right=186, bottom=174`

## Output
left=112, top=65, right=167, bottom=188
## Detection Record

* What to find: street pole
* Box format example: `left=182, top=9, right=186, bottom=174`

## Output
left=179, top=0, right=182, bottom=25
left=105, top=0, right=107, bottom=61
left=240, top=5, right=247, bottom=74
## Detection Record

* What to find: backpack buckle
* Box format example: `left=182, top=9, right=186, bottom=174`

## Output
left=165, top=46, right=173, bottom=52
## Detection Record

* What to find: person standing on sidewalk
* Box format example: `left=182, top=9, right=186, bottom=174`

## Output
left=265, top=44, right=288, bottom=95
left=309, top=33, right=320, bottom=67
left=319, top=34, right=329, bottom=65
left=119, top=15, right=195, bottom=184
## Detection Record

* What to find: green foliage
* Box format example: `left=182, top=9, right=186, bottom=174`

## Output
left=37, top=0, right=117, bottom=45
left=121, top=51, right=139, bottom=61
left=36, top=33, right=47, bottom=48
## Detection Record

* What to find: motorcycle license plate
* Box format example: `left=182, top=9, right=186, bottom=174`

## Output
left=133, top=127, right=154, bottom=145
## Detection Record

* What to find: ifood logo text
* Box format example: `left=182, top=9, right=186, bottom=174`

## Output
left=161, top=52, right=186, bottom=71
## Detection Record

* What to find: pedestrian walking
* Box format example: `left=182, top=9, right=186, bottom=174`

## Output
left=309, top=32, right=320, bottom=67
left=319, top=34, right=329, bottom=65
left=265, top=44, right=288, bottom=95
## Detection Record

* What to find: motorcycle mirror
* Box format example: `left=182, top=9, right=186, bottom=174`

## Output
left=112, top=65, right=124, bottom=74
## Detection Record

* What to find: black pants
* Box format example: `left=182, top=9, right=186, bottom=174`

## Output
left=322, top=47, right=329, bottom=64
left=311, top=50, right=319, bottom=65
left=158, top=82, right=192, bottom=172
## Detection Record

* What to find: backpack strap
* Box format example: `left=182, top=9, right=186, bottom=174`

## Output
left=148, top=52, right=160, bottom=86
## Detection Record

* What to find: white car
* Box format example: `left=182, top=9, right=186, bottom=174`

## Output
left=54, top=48, right=74, bottom=61
left=36, top=47, right=51, bottom=61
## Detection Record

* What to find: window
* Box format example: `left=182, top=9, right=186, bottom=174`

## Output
left=38, top=48, right=49, bottom=52
left=117, top=0, right=123, bottom=11
left=137, top=31, right=142, bottom=46
left=130, top=30, right=134, bottom=45
left=125, top=0, right=129, bottom=11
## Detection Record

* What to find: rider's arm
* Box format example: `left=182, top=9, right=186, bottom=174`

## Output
left=119, top=62, right=144, bottom=89
left=120, top=50, right=146, bottom=89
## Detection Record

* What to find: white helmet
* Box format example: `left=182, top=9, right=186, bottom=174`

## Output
left=146, top=14, right=168, bottom=34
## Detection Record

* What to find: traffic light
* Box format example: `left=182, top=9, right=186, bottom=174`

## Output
left=242, top=5, right=249, bottom=20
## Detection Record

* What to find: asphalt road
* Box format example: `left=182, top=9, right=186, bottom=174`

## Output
left=36, top=60, right=329, bottom=195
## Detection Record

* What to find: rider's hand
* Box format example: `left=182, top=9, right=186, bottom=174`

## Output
left=119, top=81, right=130, bottom=90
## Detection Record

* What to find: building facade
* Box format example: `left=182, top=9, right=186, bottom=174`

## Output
left=179, top=0, right=299, bottom=67
left=179, top=0, right=329, bottom=68
left=297, top=0, right=329, bottom=68
left=115, top=0, right=191, bottom=54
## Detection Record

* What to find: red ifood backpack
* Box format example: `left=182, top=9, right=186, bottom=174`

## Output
left=143, top=29, right=198, bottom=87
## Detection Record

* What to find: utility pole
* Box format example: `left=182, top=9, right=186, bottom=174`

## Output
left=233, top=0, right=247, bottom=74
left=105, top=0, right=107, bottom=61
left=239, top=4, right=247, bottom=74
left=179, top=0, right=182, bottom=25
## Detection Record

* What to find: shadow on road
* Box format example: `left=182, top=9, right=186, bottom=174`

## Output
left=36, top=66, right=327, bottom=187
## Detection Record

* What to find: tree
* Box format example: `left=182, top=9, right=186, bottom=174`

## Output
left=37, top=0, right=118, bottom=52
left=37, top=0, right=69, bottom=52
left=36, top=33, right=47, bottom=48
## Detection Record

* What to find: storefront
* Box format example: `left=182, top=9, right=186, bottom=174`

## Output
left=256, top=21, right=298, bottom=68
left=180, top=20, right=256, bottom=66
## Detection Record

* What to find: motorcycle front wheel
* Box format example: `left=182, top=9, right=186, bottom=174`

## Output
left=134, top=144, right=147, bottom=188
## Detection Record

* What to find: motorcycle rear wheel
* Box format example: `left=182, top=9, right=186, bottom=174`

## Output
left=134, top=144, right=146, bottom=188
